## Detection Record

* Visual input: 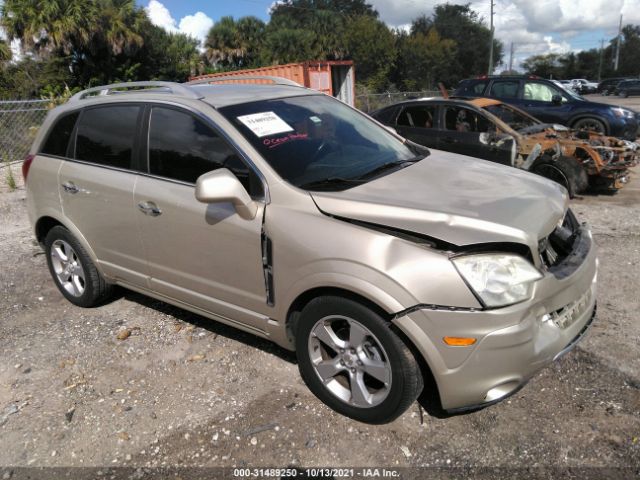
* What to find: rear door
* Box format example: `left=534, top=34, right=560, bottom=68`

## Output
left=133, top=104, right=269, bottom=331
left=394, top=103, right=440, bottom=149
left=487, top=79, right=522, bottom=106
left=58, top=103, right=148, bottom=286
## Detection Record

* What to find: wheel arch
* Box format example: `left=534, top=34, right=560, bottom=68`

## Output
left=569, top=114, right=610, bottom=134
left=34, top=214, right=106, bottom=278
left=285, top=287, right=393, bottom=347
left=284, top=286, right=444, bottom=411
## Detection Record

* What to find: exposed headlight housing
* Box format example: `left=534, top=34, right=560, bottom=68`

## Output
left=611, top=107, right=635, bottom=119
left=452, top=254, right=543, bottom=308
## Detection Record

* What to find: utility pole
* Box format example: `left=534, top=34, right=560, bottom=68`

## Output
left=597, top=39, right=604, bottom=82
left=614, top=14, right=622, bottom=70
left=488, top=0, right=495, bottom=75
left=508, top=42, right=514, bottom=72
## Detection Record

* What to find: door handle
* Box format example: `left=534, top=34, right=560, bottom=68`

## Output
left=61, top=182, right=79, bottom=194
left=442, top=137, right=457, bottom=144
left=137, top=201, right=162, bottom=217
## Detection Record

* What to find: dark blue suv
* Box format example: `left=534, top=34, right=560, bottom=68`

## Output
left=454, top=76, right=639, bottom=140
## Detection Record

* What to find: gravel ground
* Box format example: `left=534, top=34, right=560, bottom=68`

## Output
left=0, top=163, right=639, bottom=479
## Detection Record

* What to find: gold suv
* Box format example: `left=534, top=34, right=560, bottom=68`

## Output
left=25, top=80, right=597, bottom=423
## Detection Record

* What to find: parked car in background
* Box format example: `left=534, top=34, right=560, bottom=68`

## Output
left=25, top=79, right=598, bottom=423
left=570, top=79, right=598, bottom=94
left=616, top=79, right=640, bottom=98
left=598, top=77, right=635, bottom=95
left=454, top=76, right=639, bottom=140
left=371, top=97, right=638, bottom=196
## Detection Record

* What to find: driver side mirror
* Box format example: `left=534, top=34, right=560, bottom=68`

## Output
left=195, top=168, right=258, bottom=220
left=551, top=94, right=562, bottom=105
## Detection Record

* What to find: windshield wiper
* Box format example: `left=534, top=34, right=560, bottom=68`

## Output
left=355, top=156, right=424, bottom=181
left=299, top=177, right=367, bottom=191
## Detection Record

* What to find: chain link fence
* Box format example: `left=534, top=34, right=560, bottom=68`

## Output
left=356, top=90, right=443, bottom=113
left=0, top=100, right=50, bottom=165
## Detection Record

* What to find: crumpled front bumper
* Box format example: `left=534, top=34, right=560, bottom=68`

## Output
left=393, top=228, right=598, bottom=411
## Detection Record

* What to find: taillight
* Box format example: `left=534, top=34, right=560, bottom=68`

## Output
left=22, top=154, right=35, bottom=182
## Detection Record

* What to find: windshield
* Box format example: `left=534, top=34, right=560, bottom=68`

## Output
left=482, top=103, right=540, bottom=132
left=219, top=95, right=421, bottom=190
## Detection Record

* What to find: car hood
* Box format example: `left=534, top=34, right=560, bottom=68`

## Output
left=310, top=149, right=568, bottom=252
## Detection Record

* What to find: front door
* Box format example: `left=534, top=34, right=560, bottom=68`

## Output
left=134, top=105, right=268, bottom=331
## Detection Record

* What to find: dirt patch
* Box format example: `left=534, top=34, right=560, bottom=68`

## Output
left=0, top=169, right=639, bottom=474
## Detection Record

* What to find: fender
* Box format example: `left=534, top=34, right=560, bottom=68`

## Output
left=34, top=210, right=111, bottom=281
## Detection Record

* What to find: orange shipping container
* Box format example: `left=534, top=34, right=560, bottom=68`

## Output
left=190, top=61, right=356, bottom=106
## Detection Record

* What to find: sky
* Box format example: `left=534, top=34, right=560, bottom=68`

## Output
left=141, top=0, right=640, bottom=71
left=2, top=0, right=638, bottom=71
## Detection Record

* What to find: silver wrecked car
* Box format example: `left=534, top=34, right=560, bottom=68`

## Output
left=24, top=79, right=597, bottom=424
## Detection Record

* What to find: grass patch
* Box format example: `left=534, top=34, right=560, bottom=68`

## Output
left=3, top=155, right=17, bottom=191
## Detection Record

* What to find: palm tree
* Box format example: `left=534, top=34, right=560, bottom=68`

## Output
left=205, top=16, right=243, bottom=67
left=1, top=0, right=98, bottom=55
left=0, top=39, right=12, bottom=63
left=96, top=0, right=145, bottom=56
left=235, top=16, right=266, bottom=67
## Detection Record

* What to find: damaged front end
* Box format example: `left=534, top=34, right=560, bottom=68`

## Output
left=517, top=126, right=639, bottom=191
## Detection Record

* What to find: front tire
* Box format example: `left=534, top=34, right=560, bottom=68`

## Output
left=572, top=117, right=606, bottom=135
left=531, top=155, right=589, bottom=198
left=295, top=296, right=423, bottom=424
left=44, top=226, right=114, bottom=307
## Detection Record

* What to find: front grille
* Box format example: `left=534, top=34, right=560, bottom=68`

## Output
left=545, top=288, right=592, bottom=329
left=539, top=209, right=579, bottom=270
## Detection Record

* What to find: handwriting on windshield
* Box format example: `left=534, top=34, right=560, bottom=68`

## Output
left=263, top=132, right=309, bottom=149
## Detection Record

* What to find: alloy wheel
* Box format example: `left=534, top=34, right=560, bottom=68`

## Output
left=308, top=315, right=392, bottom=408
left=50, top=239, right=86, bottom=297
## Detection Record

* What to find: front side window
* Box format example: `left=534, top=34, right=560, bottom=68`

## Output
left=75, top=105, right=140, bottom=169
left=523, top=82, right=565, bottom=102
left=444, top=107, right=492, bottom=133
left=482, top=104, right=539, bottom=132
left=397, top=105, right=436, bottom=129
left=219, top=95, right=420, bottom=190
left=41, top=112, right=79, bottom=157
left=148, top=107, right=263, bottom=196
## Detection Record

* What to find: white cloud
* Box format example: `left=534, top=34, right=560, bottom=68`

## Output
left=145, top=0, right=213, bottom=48
left=146, top=0, right=179, bottom=33
left=178, top=12, right=214, bottom=45
left=368, top=0, right=637, bottom=70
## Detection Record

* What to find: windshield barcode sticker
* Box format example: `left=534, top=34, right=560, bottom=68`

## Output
left=237, top=112, right=294, bottom=137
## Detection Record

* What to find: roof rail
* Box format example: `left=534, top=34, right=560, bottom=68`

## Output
left=70, top=81, right=203, bottom=101
left=187, top=75, right=301, bottom=87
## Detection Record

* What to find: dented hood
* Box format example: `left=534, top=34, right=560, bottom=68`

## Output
left=311, top=149, right=568, bottom=251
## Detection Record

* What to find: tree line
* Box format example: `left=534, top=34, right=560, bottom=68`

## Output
left=0, top=0, right=502, bottom=99
left=521, top=25, right=640, bottom=80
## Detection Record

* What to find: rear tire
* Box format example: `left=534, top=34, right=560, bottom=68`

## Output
left=295, top=296, right=423, bottom=424
left=572, top=117, right=606, bottom=135
left=44, top=226, right=114, bottom=307
left=531, top=155, right=588, bottom=198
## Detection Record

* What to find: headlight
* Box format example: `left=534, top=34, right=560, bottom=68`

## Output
left=611, top=107, right=635, bottom=119
left=452, top=254, right=543, bottom=308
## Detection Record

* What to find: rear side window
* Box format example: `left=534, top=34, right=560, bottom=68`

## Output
left=490, top=80, right=520, bottom=98
left=456, top=80, right=488, bottom=96
left=148, top=107, right=263, bottom=196
left=41, top=112, right=79, bottom=157
left=75, top=106, right=140, bottom=169
left=397, top=105, right=436, bottom=129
